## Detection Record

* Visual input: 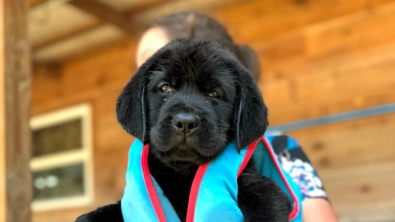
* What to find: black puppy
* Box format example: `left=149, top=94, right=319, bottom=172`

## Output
left=76, top=39, right=291, bottom=222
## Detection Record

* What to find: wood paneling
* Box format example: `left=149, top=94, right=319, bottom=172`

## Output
left=287, top=113, right=395, bottom=219
left=70, top=0, right=136, bottom=36
left=322, top=162, right=395, bottom=220
left=32, top=41, right=136, bottom=222
left=288, top=113, right=395, bottom=171
left=246, top=1, right=395, bottom=125
left=261, top=42, right=395, bottom=124
left=215, top=0, right=395, bottom=44
left=305, top=2, right=395, bottom=59
left=29, top=0, right=48, bottom=7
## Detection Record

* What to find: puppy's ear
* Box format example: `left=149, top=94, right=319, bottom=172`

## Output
left=234, top=62, right=268, bottom=151
left=116, top=61, right=152, bottom=143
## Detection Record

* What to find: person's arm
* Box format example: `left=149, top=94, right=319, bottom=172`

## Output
left=303, top=198, right=338, bottom=222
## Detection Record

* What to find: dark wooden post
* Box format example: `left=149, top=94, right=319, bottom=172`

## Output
left=1, top=0, right=32, bottom=221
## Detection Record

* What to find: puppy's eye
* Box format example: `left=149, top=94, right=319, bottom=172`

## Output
left=208, top=90, right=220, bottom=98
left=159, top=83, right=173, bottom=93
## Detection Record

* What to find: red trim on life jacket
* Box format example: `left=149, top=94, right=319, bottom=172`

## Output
left=141, top=137, right=299, bottom=222
left=185, top=163, right=209, bottom=222
left=237, top=139, right=259, bottom=177
left=187, top=141, right=258, bottom=222
left=141, top=145, right=167, bottom=222
left=261, top=136, right=300, bottom=221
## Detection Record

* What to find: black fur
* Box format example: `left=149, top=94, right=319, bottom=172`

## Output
left=76, top=39, right=290, bottom=222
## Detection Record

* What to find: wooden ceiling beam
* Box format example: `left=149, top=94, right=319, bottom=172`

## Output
left=32, top=0, right=172, bottom=51
left=29, top=0, right=49, bottom=7
left=69, top=0, right=136, bottom=36
left=126, top=0, right=170, bottom=15
left=32, top=21, right=101, bottom=50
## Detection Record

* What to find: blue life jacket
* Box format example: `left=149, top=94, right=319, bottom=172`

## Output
left=121, top=136, right=302, bottom=222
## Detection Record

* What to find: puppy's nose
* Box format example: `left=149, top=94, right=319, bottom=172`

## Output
left=173, top=113, right=200, bottom=134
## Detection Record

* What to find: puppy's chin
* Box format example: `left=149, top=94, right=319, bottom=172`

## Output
left=150, top=135, right=226, bottom=172
left=150, top=147, right=206, bottom=173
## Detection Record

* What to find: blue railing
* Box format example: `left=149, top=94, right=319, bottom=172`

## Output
left=268, top=103, right=395, bottom=132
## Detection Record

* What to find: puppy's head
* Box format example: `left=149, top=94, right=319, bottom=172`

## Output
left=117, top=39, right=268, bottom=170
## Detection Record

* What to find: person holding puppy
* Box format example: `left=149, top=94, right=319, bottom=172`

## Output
left=136, top=12, right=338, bottom=222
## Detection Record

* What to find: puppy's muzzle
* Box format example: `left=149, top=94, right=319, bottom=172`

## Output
left=172, top=112, right=200, bottom=135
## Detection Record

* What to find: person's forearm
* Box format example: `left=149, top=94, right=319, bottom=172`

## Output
left=302, top=198, right=339, bottom=222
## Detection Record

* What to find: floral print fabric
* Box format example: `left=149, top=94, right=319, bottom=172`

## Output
left=266, top=134, right=327, bottom=200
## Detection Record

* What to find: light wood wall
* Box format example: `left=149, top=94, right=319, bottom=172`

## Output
left=32, top=0, right=395, bottom=221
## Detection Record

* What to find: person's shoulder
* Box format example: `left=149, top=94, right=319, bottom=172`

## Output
left=265, top=131, right=301, bottom=154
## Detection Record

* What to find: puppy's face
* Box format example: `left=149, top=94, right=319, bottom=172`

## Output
left=147, top=49, right=237, bottom=167
left=117, top=40, right=268, bottom=170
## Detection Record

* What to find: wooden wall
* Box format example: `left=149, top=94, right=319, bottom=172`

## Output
left=32, top=0, right=395, bottom=221
left=32, top=41, right=137, bottom=222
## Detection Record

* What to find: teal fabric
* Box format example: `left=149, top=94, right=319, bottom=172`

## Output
left=121, top=139, right=180, bottom=222
left=193, top=139, right=245, bottom=222
left=252, top=136, right=303, bottom=222
left=121, top=137, right=303, bottom=222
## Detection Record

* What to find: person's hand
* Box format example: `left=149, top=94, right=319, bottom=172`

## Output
left=302, top=198, right=339, bottom=222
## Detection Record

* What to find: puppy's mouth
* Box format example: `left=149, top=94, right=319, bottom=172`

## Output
left=150, top=123, right=228, bottom=170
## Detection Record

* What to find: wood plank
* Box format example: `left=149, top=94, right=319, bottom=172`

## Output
left=29, top=0, right=48, bottom=7
left=3, top=0, right=32, bottom=221
left=29, top=4, right=100, bottom=50
left=134, top=0, right=240, bottom=22
left=249, top=1, right=395, bottom=77
left=305, top=1, right=395, bottom=59
left=261, top=40, right=395, bottom=125
left=320, top=162, right=395, bottom=216
left=33, top=24, right=127, bottom=62
left=69, top=0, right=135, bottom=36
left=94, top=90, right=132, bottom=151
left=32, top=39, right=136, bottom=111
left=31, top=0, right=171, bottom=52
left=215, top=0, right=392, bottom=28
left=338, top=209, right=395, bottom=222
left=31, top=43, right=135, bottom=222
left=125, top=0, right=171, bottom=14
left=32, top=21, right=101, bottom=50
left=32, top=0, right=171, bottom=50
left=215, top=0, right=395, bottom=126
left=288, top=113, right=395, bottom=171
left=215, top=0, right=395, bottom=44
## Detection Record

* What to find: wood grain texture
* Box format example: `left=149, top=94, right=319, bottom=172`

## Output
left=69, top=0, right=135, bottom=36
left=289, top=113, right=395, bottom=171
left=287, top=113, right=395, bottom=220
left=4, top=0, right=32, bottom=221
left=322, top=162, right=395, bottom=218
left=32, top=42, right=136, bottom=222
left=29, top=0, right=48, bottom=7
left=215, top=0, right=395, bottom=44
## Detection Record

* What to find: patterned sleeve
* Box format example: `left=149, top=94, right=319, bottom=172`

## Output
left=268, top=134, right=328, bottom=200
